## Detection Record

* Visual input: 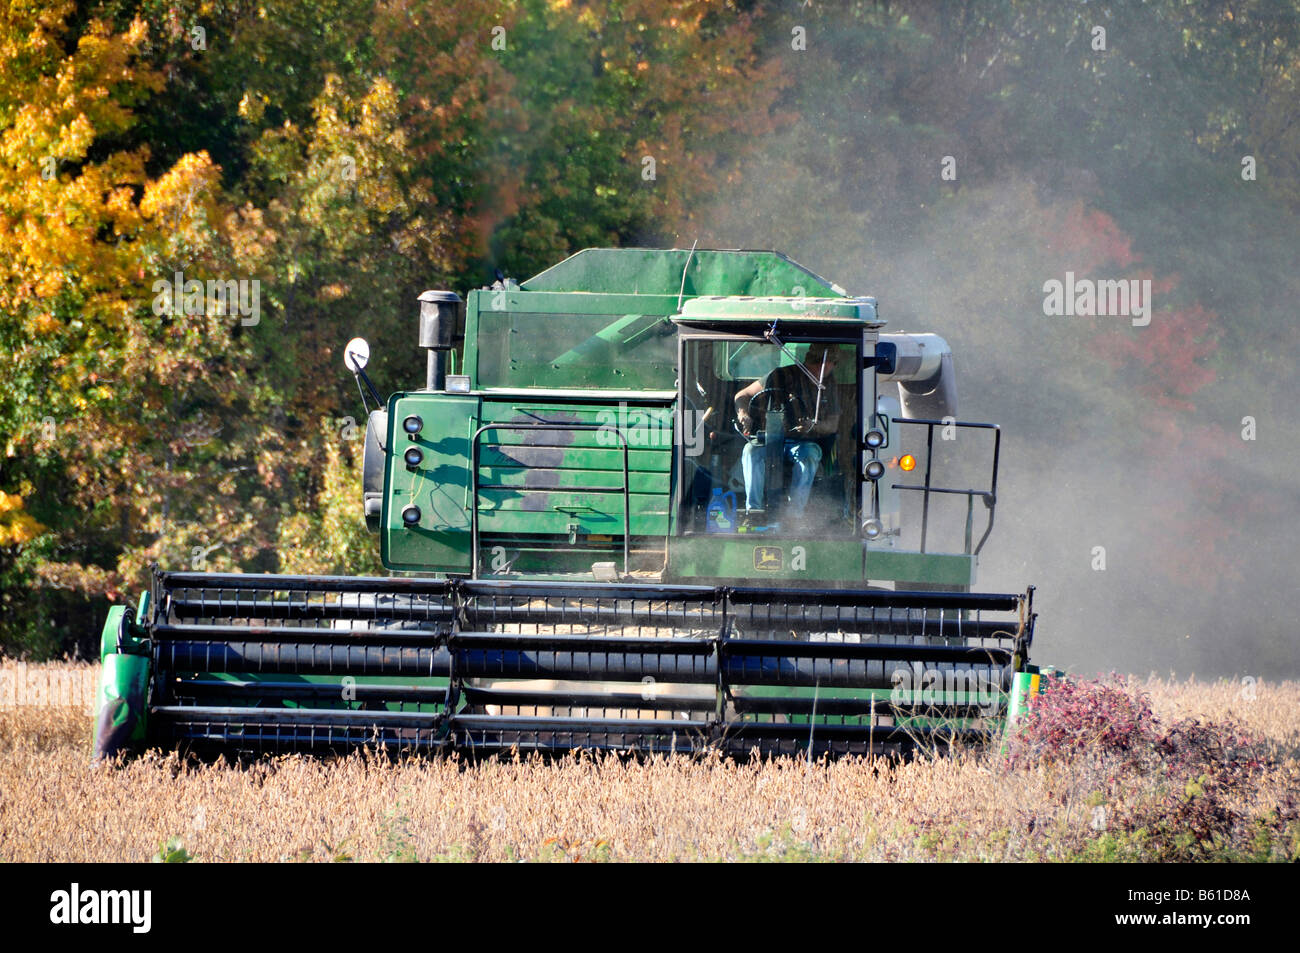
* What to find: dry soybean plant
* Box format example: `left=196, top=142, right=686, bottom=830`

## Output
left=0, top=667, right=1296, bottom=862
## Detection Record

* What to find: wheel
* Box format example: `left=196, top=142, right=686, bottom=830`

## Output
left=747, top=387, right=790, bottom=417
left=739, top=387, right=791, bottom=439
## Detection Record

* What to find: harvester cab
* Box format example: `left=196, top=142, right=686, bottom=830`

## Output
left=94, top=248, right=1037, bottom=761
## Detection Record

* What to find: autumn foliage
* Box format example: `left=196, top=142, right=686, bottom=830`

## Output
left=1, top=1, right=1297, bottom=662
left=0, top=0, right=787, bottom=655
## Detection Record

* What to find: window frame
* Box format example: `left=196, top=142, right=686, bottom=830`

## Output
left=674, top=330, right=864, bottom=537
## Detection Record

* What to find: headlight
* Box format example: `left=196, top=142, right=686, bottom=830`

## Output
left=403, top=415, right=423, bottom=436
left=865, top=429, right=885, bottom=449
left=401, top=504, right=421, bottom=526
left=862, top=517, right=884, bottom=539
left=864, top=459, right=885, bottom=481
left=404, top=447, right=423, bottom=468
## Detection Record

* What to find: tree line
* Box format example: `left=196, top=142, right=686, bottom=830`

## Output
left=2, top=1, right=1297, bottom=670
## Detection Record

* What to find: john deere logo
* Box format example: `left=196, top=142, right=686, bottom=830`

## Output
left=754, top=546, right=783, bottom=571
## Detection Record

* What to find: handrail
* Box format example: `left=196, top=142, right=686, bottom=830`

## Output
left=888, top=417, right=1001, bottom=555
left=470, top=422, right=632, bottom=578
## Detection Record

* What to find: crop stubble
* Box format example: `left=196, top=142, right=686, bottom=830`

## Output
left=1, top=664, right=1296, bottom=862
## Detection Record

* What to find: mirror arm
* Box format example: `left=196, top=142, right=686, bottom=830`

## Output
left=354, top=367, right=383, bottom=414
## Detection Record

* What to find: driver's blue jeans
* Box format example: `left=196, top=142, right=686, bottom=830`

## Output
left=742, top=440, right=822, bottom=513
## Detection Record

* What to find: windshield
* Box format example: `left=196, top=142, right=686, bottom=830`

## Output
left=680, top=338, right=858, bottom=536
left=475, top=311, right=677, bottom=389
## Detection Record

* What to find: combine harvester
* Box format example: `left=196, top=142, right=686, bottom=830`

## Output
left=94, top=248, right=1038, bottom=760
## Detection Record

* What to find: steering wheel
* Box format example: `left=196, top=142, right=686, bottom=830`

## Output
left=747, top=387, right=790, bottom=417
left=738, top=387, right=792, bottom=439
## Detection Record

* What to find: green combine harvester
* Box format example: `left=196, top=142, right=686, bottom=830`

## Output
left=94, top=248, right=1038, bottom=760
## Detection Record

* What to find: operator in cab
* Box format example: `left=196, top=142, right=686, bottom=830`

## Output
left=733, top=342, right=841, bottom=524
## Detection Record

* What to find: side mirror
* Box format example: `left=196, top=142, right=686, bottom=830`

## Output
left=344, top=337, right=370, bottom=374
left=344, top=337, right=384, bottom=412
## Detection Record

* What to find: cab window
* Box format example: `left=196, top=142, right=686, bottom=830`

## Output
left=679, top=338, right=858, bottom=536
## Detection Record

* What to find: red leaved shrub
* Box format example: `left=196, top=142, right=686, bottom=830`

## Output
left=1004, top=674, right=1294, bottom=860
left=1006, top=674, right=1159, bottom=767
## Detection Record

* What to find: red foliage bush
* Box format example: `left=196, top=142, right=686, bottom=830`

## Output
left=1006, top=674, right=1159, bottom=767
left=1004, top=675, right=1292, bottom=860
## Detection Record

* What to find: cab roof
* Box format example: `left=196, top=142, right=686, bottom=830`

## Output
left=521, top=248, right=849, bottom=299
left=674, top=294, right=881, bottom=328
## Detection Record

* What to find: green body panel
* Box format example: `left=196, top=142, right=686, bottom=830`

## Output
left=382, top=392, right=479, bottom=573
left=135, top=590, right=151, bottom=631
left=667, top=538, right=976, bottom=586
left=668, top=536, right=864, bottom=583
left=99, top=603, right=127, bottom=660
left=481, top=468, right=669, bottom=493
left=383, top=392, right=676, bottom=573
left=478, top=400, right=673, bottom=538
left=863, top=548, right=977, bottom=587
left=1006, top=667, right=1064, bottom=727
left=520, top=248, right=846, bottom=297
left=99, top=601, right=148, bottom=659
left=92, top=649, right=150, bottom=759
left=1002, top=668, right=1065, bottom=750
left=477, top=491, right=668, bottom=534
left=1007, top=670, right=1036, bottom=726
left=93, top=603, right=154, bottom=758
left=96, top=654, right=150, bottom=736
left=478, top=546, right=664, bottom=575
left=482, top=445, right=670, bottom=470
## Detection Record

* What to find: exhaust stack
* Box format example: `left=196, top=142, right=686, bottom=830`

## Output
left=419, top=290, right=462, bottom=391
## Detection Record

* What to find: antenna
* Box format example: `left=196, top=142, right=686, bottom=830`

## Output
left=677, top=239, right=699, bottom=311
